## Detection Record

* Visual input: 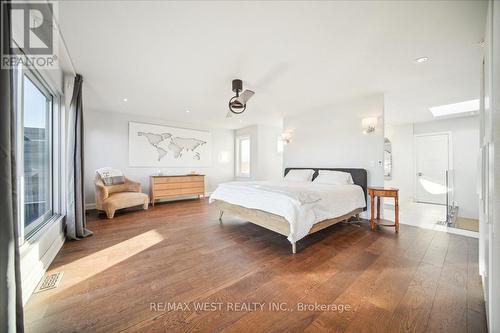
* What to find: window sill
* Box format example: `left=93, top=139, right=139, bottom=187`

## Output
left=23, top=213, right=64, bottom=246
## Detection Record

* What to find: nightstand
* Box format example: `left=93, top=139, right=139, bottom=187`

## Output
left=368, top=187, right=399, bottom=232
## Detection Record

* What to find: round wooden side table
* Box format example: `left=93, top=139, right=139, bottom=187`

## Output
left=367, top=187, right=399, bottom=232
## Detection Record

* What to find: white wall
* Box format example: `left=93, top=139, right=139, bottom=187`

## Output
left=257, top=125, right=283, bottom=181
left=283, top=94, right=385, bottom=216
left=385, top=124, right=415, bottom=204
left=84, top=110, right=234, bottom=207
left=413, top=116, right=480, bottom=219
left=234, top=124, right=283, bottom=181
left=480, top=0, right=500, bottom=330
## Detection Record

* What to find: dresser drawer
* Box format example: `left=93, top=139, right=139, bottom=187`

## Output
left=180, top=181, right=204, bottom=189
left=153, top=177, right=183, bottom=184
left=154, top=182, right=181, bottom=190
left=181, top=187, right=204, bottom=195
left=175, top=176, right=205, bottom=183
left=154, top=187, right=204, bottom=198
left=153, top=176, right=204, bottom=184
left=154, top=189, right=183, bottom=197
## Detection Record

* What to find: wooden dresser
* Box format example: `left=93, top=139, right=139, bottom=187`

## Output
left=150, top=175, right=205, bottom=206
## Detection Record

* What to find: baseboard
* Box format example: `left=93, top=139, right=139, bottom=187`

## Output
left=444, top=227, right=479, bottom=238
left=359, top=211, right=370, bottom=219
left=86, top=202, right=96, bottom=210
left=397, top=220, right=479, bottom=238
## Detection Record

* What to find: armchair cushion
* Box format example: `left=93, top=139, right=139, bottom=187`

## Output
left=103, top=192, right=149, bottom=213
left=96, top=167, right=125, bottom=185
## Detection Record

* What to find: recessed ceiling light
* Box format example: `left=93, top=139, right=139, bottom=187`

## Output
left=429, top=99, right=479, bottom=117
left=415, top=57, right=429, bottom=63
left=186, top=110, right=190, bottom=113
left=123, top=98, right=128, bottom=102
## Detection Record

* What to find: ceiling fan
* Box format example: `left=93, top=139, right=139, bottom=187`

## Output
left=227, top=79, right=255, bottom=118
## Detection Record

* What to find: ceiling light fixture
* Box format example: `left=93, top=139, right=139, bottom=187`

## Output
left=227, top=79, right=255, bottom=117
left=186, top=110, right=190, bottom=113
left=415, top=57, right=429, bottom=63
left=429, top=99, right=479, bottom=117
left=123, top=98, right=128, bottom=102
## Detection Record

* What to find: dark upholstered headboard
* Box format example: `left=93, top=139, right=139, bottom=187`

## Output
left=284, top=167, right=368, bottom=211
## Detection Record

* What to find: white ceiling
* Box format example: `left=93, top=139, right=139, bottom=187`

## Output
left=59, top=0, right=487, bottom=128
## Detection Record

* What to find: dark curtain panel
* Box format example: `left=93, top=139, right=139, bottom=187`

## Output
left=0, top=0, right=25, bottom=331
left=66, top=74, right=92, bottom=239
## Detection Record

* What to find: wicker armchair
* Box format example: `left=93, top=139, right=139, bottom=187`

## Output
left=95, top=175, right=149, bottom=219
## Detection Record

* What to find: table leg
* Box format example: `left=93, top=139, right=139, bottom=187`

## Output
left=376, top=196, right=381, bottom=221
left=395, top=195, right=399, bottom=233
left=370, top=195, right=375, bottom=230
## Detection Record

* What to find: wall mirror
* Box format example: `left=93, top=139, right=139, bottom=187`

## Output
left=384, top=138, right=392, bottom=179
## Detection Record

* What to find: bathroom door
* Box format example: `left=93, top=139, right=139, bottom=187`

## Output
left=415, top=133, right=450, bottom=205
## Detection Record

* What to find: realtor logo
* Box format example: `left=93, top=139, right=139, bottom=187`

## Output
left=1, top=1, right=58, bottom=69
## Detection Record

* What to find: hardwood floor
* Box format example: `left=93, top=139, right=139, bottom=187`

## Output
left=25, top=199, right=487, bottom=333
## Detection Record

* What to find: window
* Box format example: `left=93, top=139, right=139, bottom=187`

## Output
left=19, top=72, right=55, bottom=238
left=236, top=136, right=251, bottom=177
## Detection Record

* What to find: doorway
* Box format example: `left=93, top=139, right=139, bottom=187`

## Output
left=415, top=133, right=450, bottom=205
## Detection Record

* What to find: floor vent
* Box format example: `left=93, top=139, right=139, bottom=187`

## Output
left=35, top=272, right=63, bottom=293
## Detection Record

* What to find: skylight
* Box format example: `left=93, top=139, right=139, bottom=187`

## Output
left=429, top=99, right=479, bottom=117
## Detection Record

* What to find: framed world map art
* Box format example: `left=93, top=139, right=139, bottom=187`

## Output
left=128, top=121, right=212, bottom=167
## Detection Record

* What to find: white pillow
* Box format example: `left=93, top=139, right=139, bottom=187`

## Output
left=284, top=169, right=315, bottom=182
left=313, top=170, right=354, bottom=185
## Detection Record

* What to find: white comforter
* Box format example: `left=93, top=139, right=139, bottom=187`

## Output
left=209, top=180, right=366, bottom=242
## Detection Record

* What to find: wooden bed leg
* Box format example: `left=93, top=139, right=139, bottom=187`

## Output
left=219, top=210, right=224, bottom=223
left=291, top=242, right=297, bottom=254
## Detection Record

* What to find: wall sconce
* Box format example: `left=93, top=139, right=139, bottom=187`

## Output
left=281, top=132, right=292, bottom=144
left=362, top=117, right=378, bottom=134
left=218, top=150, right=230, bottom=163
left=277, top=132, right=292, bottom=153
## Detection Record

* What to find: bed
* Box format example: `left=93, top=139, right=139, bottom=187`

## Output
left=210, top=168, right=367, bottom=253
